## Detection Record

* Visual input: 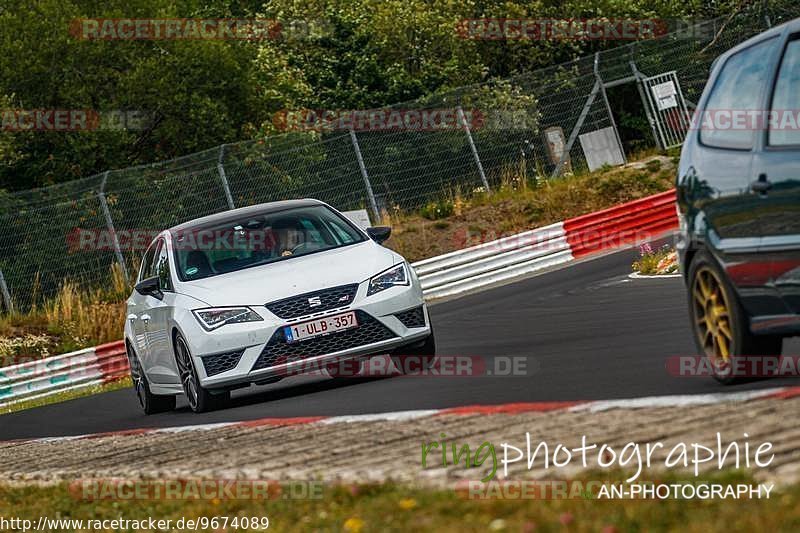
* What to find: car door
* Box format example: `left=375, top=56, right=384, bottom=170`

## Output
left=142, top=236, right=180, bottom=385
left=686, top=35, right=781, bottom=315
left=128, top=240, right=158, bottom=360
left=752, top=29, right=800, bottom=315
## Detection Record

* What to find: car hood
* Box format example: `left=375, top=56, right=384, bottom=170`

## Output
left=176, top=241, right=401, bottom=307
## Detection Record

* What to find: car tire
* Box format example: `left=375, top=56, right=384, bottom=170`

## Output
left=688, top=249, right=783, bottom=384
left=127, top=343, right=176, bottom=415
left=174, top=333, right=231, bottom=413
left=391, top=330, right=437, bottom=375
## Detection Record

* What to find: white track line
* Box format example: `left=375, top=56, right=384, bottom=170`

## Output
left=570, top=387, right=787, bottom=413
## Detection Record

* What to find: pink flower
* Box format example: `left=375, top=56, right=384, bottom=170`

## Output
left=559, top=512, right=574, bottom=526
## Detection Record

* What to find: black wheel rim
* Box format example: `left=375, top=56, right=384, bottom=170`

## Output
left=175, top=337, right=199, bottom=410
left=129, top=352, right=146, bottom=409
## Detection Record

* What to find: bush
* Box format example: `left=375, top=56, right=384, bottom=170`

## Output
left=419, top=199, right=455, bottom=220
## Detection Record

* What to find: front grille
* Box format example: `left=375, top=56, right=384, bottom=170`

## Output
left=252, top=310, right=397, bottom=370
left=265, top=284, right=359, bottom=319
left=395, top=306, right=426, bottom=328
left=201, top=350, right=244, bottom=377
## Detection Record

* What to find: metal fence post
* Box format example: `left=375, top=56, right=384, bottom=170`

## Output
left=551, top=80, right=600, bottom=178
left=217, top=144, right=235, bottom=210
left=0, top=268, right=13, bottom=313
left=630, top=60, right=663, bottom=150
left=98, top=171, right=130, bottom=284
left=594, top=53, right=627, bottom=165
left=349, top=129, right=380, bottom=223
left=457, top=106, right=490, bottom=192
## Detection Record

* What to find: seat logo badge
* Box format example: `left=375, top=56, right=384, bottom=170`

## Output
left=308, top=296, right=322, bottom=307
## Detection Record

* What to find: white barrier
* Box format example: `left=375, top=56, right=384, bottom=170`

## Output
left=413, top=222, right=572, bottom=300
left=0, top=341, right=128, bottom=408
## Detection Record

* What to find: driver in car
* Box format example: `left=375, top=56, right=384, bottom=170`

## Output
left=271, top=217, right=306, bottom=257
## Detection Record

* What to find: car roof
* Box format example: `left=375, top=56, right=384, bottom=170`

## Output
left=716, top=17, right=799, bottom=65
left=168, top=199, right=326, bottom=233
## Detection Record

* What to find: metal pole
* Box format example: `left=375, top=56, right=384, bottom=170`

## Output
left=630, top=61, right=664, bottom=151
left=217, top=144, right=235, bottom=210
left=594, top=53, right=627, bottom=165
left=97, top=176, right=130, bottom=284
left=551, top=80, right=600, bottom=178
left=0, top=268, right=13, bottom=313
left=457, top=106, right=490, bottom=192
left=349, top=129, right=380, bottom=223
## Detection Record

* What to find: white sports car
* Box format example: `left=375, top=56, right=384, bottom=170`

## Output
left=125, top=200, right=434, bottom=413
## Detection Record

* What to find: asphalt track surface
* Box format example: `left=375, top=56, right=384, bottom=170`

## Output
left=3, top=243, right=799, bottom=440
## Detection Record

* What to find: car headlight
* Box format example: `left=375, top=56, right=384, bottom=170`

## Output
left=192, top=307, right=263, bottom=331
left=368, top=263, right=409, bottom=296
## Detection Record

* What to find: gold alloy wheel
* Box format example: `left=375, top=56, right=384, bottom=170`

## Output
left=692, top=266, right=734, bottom=365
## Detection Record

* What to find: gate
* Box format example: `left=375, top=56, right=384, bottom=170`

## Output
left=638, top=71, right=692, bottom=149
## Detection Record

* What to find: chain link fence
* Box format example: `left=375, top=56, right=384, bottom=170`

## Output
left=0, top=7, right=794, bottom=311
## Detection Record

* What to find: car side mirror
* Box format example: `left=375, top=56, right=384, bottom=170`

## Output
left=135, top=276, right=162, bottom=299
left=366, top=226, right=391, bottom=244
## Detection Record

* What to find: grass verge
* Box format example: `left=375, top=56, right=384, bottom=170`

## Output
left=385, top=153, right=677, bottom=263
left=0, top=471, right=796, bottom=532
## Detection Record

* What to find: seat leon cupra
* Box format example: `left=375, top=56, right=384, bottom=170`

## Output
left=677, top=18, right=800, bottom=383
left=125, top=200, right=435, bottom=413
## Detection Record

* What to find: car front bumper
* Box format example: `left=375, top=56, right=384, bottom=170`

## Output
left=181, top=282, right=431, bottom=388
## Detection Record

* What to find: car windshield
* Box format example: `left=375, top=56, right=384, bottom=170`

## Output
left=172, top=205, right=366, bottom=281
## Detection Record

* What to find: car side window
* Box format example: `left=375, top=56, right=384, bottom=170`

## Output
left=138, top=241, right=158, bottom=282
left=154, top=239, right=173, bottom=292
left=768, top=37, right=800, bottom=147
left=700, top=37, right=777, bottom=150
left=326, top=218, right=358, bottom=244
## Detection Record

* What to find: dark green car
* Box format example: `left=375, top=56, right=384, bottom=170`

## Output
left=676, top=18, right=800, bottom=383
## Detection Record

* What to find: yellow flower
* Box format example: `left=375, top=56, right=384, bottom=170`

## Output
left=343, top=517, right=365, bottom=532
left=398, top=498, right=417, bottom=510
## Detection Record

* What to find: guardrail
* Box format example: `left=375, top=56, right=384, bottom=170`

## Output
left=0, top=189, right=677, bottom=409
left=0, top=341, right=127, bottom=408
left=416, top=189, right=677, bottom=300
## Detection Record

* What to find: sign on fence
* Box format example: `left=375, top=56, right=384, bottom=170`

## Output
left=342, top=209, right=372, bottom=230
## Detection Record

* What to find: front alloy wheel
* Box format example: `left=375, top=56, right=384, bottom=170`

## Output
left=174, top=334, right=230, bottom=413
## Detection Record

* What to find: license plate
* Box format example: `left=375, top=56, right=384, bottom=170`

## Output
left=284, top=311, right=358, bottom=343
